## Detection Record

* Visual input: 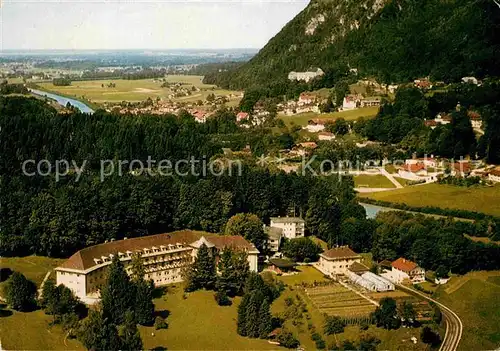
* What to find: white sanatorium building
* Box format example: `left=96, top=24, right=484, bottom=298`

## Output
left=55, top=231, right=259, bottom=304
left=316, top=246, right=362, bottom=276
left=269, top=217, right=305, bottom=239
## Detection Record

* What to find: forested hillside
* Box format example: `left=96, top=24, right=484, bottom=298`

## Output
left=207, top=0, right=500, bottom=89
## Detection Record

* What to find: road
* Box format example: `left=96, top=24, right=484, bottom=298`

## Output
left=397, top=284, right=463, bottom=351
left=379, top=167, right=403, bottom=188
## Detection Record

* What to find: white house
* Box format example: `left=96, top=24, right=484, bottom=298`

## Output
left=55, top=231, right=259, bottom=304
left=316, top=246, right=361, bottom=277
left=318, top=131, right=335, bottom=141
left=298, top=93, right=315, bottom=106
left=462, top=76, right=479, bottom=85
left=342, top=95, right=361, bottom=110
left=288, top=68, right=324, bottom=83
left=304, top=119, right=326, bottom=132
left=269, top=217, right=305, bottom=239
left=434, top=113, right=452, bottom=125
left=384, top=257, right=425, bottom=284
left=265, top=226, right=283, bottom=253
left=488, top=170, right=500, bottom=183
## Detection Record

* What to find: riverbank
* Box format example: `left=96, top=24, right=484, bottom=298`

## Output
left=29, top=88, right=95, bottom=113
left=29, top=84, right=99, bottom=111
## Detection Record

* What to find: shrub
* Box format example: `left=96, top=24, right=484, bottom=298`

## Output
left=276, top=328, right=299, bottom=349
left=214, top=291, right=232, bottom=306
left=324, top=315, right=346, bottom=335
left=154, top=316, right=168, bottom=330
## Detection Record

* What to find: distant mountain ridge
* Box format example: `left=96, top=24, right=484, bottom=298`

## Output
left=210, top=0, right=500, bottom=89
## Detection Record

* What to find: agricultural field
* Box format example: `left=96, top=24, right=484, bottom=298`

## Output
left=279, top=106, right=379, bottom=127
left=434, top=271, right=500, bottom=350
left=354, top=174, right=395, bottom=189
left=276, top=265, right=329, bottom=286
left=37, top=75, right=242, bottom=105
left=359, top=183, right=500, bottom=217
left=368, top=290, right=434, bottom=322
left=305, top=283, right=376, bottom=319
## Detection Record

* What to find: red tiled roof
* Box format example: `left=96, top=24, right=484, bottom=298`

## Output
left=236, top=112, right=249, bottom=120
left=318, top=132, right=334, bottom=137
left=298, top=142, right=318, bottom=149
left=452, top=162, right=471, bottom=173
left=321, top=246, right=360, bottom=260
left=424, top=120, right=437, bottom=127
left=489, top=170, right=500, bottom=177
left=308, top=119, right=327, bottom=125
left=58, top=230, right=256, bottom=271
left=392, top=257, right=418, bottom=272
left=467, top=111, right=481, bottom=120
left=403, top=163, right=425, bottom=173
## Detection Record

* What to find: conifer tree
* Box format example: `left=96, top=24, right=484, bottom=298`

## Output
left=119, top=310, right=144, bottom=351
left=185, top=243, right=216, bottom=291
left=245, top=290, right=265, bottom=338
left=258, top=298, right=273, bottom=338
left=134, top=279, right=155, bottom=326
left=101, top=255, right=135, bottom=325
left=130, top=254, right=154, bottom=326
left=237, top=293, right=251, bottom=336
left=78, top=309, right=121, bottom=351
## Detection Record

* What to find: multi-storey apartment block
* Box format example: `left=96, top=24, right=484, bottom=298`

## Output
left=55, top=230, right=259, bottom=304
left=269, top=217, right=305, bottom=239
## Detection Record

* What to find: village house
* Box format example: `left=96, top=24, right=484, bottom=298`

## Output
left=291, top=142, right=318, bottom=156
left=384, top=257, right=425, bottom=284
left=269, top=217, right=305, bottom=240
left=414, top=79, right=432, bottom=89
left=398, top=162, right=427, bottom=180
left=265, top=226, right=283, bottom=253
left=267, top=258, right=296, bottom=275
left=298, top=93, right=315, bottom=106
left=451, top=161, right=471, bottom=177
left=316, top=246, right=362, bottom=277
left=342, top=95, right=361, bottom=110
left=360, top=98, right=381, bottom=108
left=462, top=76, right=480, bottom=85
left=424, top=119, right=438, bottom=129
left=434, top=113, right=452, bottom=125
left=305, top=119, right=326, bottom=132
left=236, top=112, right=250, bottom=122
left=318, top=131, right=335, bottom=141
left=55, top=231, right=259, bottom=304
left=191, top=110, right=207, bottom=123
left=468, top=111, right=483, bottom=129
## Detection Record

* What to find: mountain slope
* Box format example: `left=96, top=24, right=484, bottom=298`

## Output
left=212, top=0, right=500, bottom=89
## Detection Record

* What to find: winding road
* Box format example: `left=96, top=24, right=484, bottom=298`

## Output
left=397, top=284, right=463, bottom=351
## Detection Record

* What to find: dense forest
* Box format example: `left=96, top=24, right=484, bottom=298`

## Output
left=206, top=0, right=500, bottom=90
left=0, top=96, right=361, bottom=257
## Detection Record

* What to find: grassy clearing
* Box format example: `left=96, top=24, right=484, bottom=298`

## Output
left=7, top=77, right=24, bottom=84
left=0, top=256, right=65, bottom=287
left=276, top=266, right=329, bottom=286
left=279, top=107, right=379, bottom=127
left=354, top=174, right=395, bottom=189
left=359, top=183, right=500, bottom=217
left=0, top=308, right=84, bottom=350
left=140, top=285, right=276, bottom=350
left=37, top=76, right=241, bottom=104
left=434, top=271, right=500, bottom=350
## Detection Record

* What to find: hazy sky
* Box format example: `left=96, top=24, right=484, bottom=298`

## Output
left=1, top=0, right=309, bottom=50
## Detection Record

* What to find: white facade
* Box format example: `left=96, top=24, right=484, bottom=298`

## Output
left=56, top=232, right=259, bottom=303
left=316, top=246, right=361, bottom=277
left=269, top=217, right=305, bottom=239
left=488, top=172, right=500, bottom=183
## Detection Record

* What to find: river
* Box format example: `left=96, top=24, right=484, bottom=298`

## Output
left=30, top=89, right=94, bottom=114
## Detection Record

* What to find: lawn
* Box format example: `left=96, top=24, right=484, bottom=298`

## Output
left=140, top=285, right=276, bottom=350
left=359, top=183, right=500, bottom=217
left=279, top=106, right=379, bottom=127
left=354, top=174, right=395, bottom=189
left=0, top=256, right=65, bottom=287
left=276, top=266, right=329, bottom=286
left=434, top=271, right=500, bottom=350
left=0, top=308, right=84, bottom=350
left=37, top=75, right=242, bottom=104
